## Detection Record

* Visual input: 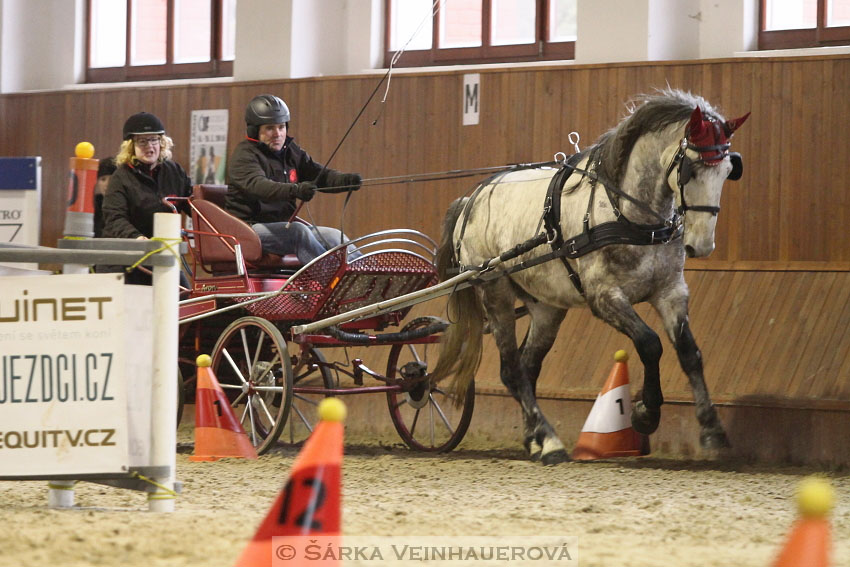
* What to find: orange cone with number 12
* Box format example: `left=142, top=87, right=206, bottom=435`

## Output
left=572, top=350, right=649, bottom=460
left=190, top=354, right=258, bottom=462
left=234, top=397, right=345, bottom=567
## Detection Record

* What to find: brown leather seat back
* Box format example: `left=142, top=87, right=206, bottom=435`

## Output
left=192, top=199, right=264, bottom=263
left=190, top=184, right=301, bottom=272
left=193, top=184, right=228, bottom=207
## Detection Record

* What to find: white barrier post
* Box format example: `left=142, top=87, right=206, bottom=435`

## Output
left=47, top=481, right=76, bottom=509
left=148, top=213, right=180, bottom=512
left=49, top=248, right=90, bottom=505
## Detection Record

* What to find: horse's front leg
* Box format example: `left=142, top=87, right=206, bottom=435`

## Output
left=652, top=289, right=730, bottom=450
left=588, top=289, right=664, bottom=435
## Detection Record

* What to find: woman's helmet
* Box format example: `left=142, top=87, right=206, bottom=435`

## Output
left=123, top=112, right=166, bottom=140
left=245, top=94, right=290, bottom=138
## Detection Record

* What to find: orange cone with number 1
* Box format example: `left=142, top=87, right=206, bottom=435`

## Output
left=234, top=398, right=345, bottom=567
left=572, top=350, right=649, bottom=460
left=190, top=354, right=258, bottom=462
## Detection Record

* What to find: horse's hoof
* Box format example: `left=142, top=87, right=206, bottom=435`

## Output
left=700, top=428, right=731, bottom=450
left=631, top=401, right=661, bottom=434
left=541, top=449, right=570, bottom=466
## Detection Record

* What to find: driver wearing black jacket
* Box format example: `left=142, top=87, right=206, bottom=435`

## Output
left=224, top=94, right=361, bottom=264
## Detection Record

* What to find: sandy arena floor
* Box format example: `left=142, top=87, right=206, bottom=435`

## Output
left=1, top=424, right=848, bottom=567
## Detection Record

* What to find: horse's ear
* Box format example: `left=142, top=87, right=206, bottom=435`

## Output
left=687, top=107, right=705, bottom=135
left=724, top=112, right=750, bottom=136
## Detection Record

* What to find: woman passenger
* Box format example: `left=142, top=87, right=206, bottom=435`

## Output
left=101, top=112, right=192, bottom=285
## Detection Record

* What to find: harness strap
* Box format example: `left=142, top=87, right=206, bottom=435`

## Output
left=539, top=155, right=684, bottom=296
left=452, top=155, right=684, bottom=295
left=455, top=161, right=557, bottom=265
left=455, top=170, right=505, bottom=264
left=542, top=154, right=586, bottom=295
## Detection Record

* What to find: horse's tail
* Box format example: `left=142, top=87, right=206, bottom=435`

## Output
left=431, top=197, right=486, bottom=403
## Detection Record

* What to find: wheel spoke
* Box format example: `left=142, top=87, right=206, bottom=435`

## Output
left=429, top=398, right=435, bottom=446
left=251, top=332, right=266, bottom=379
left=246, top=395, right=258, bottom=446
left=255, top=394, right=276, bottom=426
left=429, top=393, right=455, bottom=434
left=292, top=404, right=314, bottom=430
left=239, top=328, right=252, bottom=373
left=231, top=391, right=247, bottom=406
left=405, top=343, right=423, bottom=365
left=293, top=393, right=321, bottom=406
left=222, top=348, right=248, bottom=385
left=409, top=407, right=420, bottom=437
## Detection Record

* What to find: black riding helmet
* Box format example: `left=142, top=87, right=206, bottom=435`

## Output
left=123, top=112, right=166, bottom=140
left=245, top=94, right=290, bottom=139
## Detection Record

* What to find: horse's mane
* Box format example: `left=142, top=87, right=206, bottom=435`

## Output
left=588, top=88, right=726, bottom=185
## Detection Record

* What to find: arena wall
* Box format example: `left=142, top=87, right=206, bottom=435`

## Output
left=1, top=55, right=847, bottom=464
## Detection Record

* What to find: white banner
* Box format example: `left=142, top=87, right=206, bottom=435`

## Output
left=189, top=109, right=229, bottom=185
left=0, top=273, right=148, bottom=477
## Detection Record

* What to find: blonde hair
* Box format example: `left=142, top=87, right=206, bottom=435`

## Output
left=115, top=134, right=174, bottom=166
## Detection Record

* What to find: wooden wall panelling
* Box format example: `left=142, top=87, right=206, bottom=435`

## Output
left=777, top=62, right=795, bottom=261
left=830, top=58, right=850, bottom=262
left=713, top=271, right=775, bottom=394
left=1, top=57, right=849, bottom=414
left=826, top=294, right=850, bottom=398
left=767, top=272, right=822, bottom=394
left=0, top=57, right=846, bottom=262
left=789, top=273, right=841, bottom=397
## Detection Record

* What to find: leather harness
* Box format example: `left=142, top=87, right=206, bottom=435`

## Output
left=455, top=153, right=684, bottom=297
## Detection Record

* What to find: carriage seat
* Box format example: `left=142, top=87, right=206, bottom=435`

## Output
left=191, top=184, right=302, bottom=274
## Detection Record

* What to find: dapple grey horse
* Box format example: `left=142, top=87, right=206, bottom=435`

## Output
left=432, top=89, right=748, bottom=464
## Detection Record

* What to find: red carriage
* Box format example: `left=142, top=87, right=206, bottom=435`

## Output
left=173, top=185, right=474, bottom=454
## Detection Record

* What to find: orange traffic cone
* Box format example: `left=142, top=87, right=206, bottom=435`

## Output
left=572, top=350, right=648, bottom=460
left=773, top=476, right=834, bottom=567
left=189, top=354, right=258, bottom=462
left=235, top=398, right=346, bottom=567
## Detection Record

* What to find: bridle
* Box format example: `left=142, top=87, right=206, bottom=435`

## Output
left=665, top=125, right=744, bottom=217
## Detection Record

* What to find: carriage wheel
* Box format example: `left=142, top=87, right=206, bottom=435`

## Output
left=283, top=343, right=334, bottom=445
left=386, top=317, right=475, bottom=452
left=211, top=316, right=293, bottom=455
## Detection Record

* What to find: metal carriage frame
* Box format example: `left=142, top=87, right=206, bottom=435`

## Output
left=174, top=185, right=475, bottom=455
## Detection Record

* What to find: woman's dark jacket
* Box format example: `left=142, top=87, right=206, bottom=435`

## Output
left=102, top=160, right=192, bottom=238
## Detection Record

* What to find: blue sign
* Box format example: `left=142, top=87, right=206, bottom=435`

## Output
left=0, top=158, right=40, bottom=190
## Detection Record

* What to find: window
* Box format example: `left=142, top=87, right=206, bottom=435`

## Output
left=759, top=0, right=850, bottom=50
left=87, top=0, right=236, bottom=83
left=385, top=0, right=576, bottom=68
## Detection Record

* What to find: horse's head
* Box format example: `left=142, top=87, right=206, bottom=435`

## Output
left=663, top=106, right=749, bottom=257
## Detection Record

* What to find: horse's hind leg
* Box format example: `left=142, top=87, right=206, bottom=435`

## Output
left=652, top=289, right=730, bottom=450
left=518, top=300, right=568, bottom=464
left=480, top=280, right=568, bottom=464
left=587, top=289, right=664, bottom=435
